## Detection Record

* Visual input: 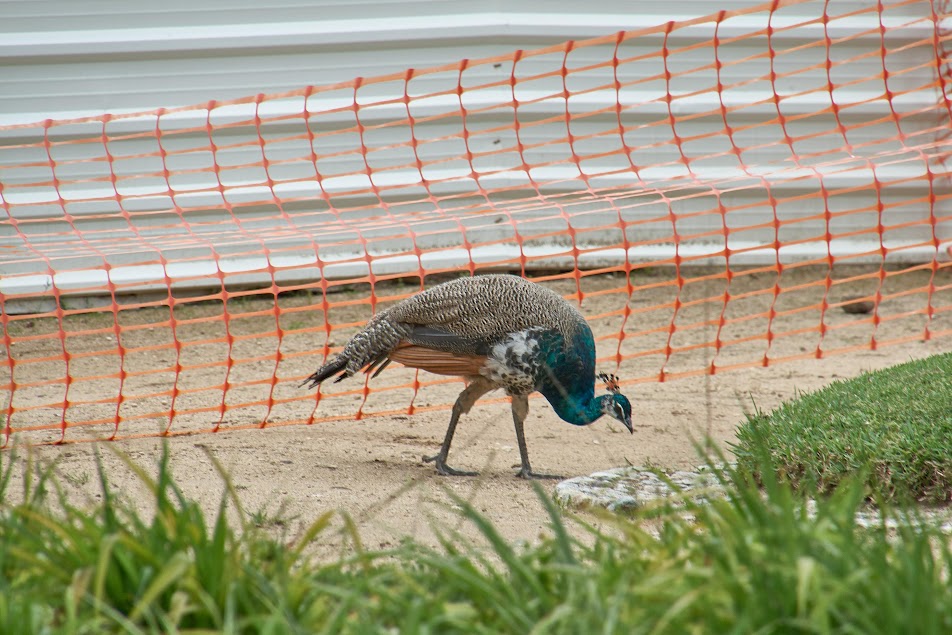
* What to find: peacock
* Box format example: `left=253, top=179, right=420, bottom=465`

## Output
left=303, top=274, right=633, bottom=479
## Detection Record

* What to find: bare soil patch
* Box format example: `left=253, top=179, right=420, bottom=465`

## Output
left=3, top=265, right=950, bottom=549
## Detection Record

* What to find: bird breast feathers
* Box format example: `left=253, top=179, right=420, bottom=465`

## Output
left=492, top=331, right=540, bottom=359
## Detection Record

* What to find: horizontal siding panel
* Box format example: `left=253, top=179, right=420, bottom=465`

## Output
left=3, top=0, right=925, bottom=32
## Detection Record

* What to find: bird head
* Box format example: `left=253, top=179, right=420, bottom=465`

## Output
left=597, top=373, right=633, bottom=433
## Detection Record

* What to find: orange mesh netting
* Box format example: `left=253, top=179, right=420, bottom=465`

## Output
left=1, top=0, right=951, bottom=445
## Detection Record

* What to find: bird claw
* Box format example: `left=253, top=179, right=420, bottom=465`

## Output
left=514, top=466, right=565, bottom=480
left=423, top=453, right=478, bottom=477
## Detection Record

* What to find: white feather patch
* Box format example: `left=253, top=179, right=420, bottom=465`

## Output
left=480, top=330, right=541, bottom=393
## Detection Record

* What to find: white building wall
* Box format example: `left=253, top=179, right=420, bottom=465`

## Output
left=1, top=0, right=949, bottom=310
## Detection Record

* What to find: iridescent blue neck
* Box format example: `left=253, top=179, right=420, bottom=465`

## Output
left=542, top=388, right=607, bottom=427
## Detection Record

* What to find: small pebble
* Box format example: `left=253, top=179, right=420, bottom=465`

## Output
left=842, top=296, right=874, bottom=314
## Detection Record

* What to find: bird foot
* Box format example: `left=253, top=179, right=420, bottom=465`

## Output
left=423, top=453, right=478, bottom=477
left=514, top=466, right=565, bottom=480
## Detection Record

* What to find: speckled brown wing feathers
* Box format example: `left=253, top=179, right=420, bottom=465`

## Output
left=390, top=275, right=584, bottom=343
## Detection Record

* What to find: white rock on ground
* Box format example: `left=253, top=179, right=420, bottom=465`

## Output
left=554, top=465, right=725, bottom=512
left=555, top=465, right=952, bottom=532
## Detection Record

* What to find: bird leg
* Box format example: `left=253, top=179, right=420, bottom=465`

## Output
left=423, top=377, right=493, bottom=476
left=511, top=394, right=564, bottom=480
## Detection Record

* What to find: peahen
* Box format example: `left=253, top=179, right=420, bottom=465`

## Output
left=302, top=274, right=633, bottom=479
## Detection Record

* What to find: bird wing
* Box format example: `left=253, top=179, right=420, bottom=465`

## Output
left=404, top=325, right=495, bottom=355
left=388, top=275, right=583, bottom=346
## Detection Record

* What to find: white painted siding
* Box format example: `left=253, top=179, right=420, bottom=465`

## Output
left=1, top=0, right=782, bottom=124
left=1, top=0, right=950, bottom=311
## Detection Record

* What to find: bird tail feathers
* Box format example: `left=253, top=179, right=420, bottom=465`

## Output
left=301, top=356, right=348, bottom=389
left=302, top=314, right=409, bottom=390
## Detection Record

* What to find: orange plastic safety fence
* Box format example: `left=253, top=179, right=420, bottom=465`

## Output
left=1, top=0, right=951, bottom=445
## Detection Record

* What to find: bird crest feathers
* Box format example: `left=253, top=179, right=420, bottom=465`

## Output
left=597, top=372, right=622, bottom=394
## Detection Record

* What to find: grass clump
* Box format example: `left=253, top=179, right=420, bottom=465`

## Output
left=0, top=446, right=345, bottom=633
left=734, top=351, right=952, bottom=503
left=2, top=440, right=952, bottom=633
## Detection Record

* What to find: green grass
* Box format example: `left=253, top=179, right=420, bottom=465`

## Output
left=2, top=440, right=952, bottom=633
left=734, top=351, right=952, bottom=503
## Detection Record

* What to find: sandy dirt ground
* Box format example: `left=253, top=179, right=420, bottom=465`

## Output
left=3, top=265, right=951, bottom=551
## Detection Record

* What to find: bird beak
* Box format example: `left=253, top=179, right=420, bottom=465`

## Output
left=624, top=415, right=633, bottom=434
